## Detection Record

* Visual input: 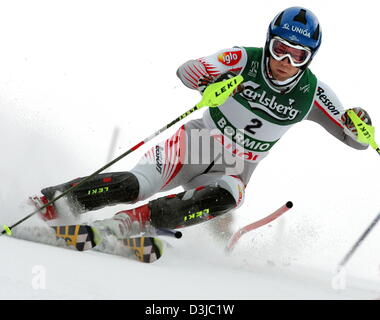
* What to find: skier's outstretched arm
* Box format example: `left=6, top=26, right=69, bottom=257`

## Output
left=176, top=47, right=247, bottom=92
left=306, top=80, right=371, bottom=150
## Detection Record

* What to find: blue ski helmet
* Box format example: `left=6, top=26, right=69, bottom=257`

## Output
left=265, top=7, right=322, bottom=67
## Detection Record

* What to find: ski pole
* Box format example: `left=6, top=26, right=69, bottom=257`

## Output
left=347, top=109, right=380, bottom=155
left=156, top=228, right=182, bottom=239
left=336, top=211, right=380, bottom=274
left=225, top=201, right=293, bottom=253
left=1, top=75, right=244, bottom=236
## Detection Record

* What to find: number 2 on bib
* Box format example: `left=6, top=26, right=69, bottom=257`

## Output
left=244, top=118, right=263, bottom=135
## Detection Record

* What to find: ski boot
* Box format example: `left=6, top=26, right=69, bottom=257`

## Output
left=90, top=204, right=154, bottom=241
left=30, top=195, right=58, bottom=221
left=90, top=204, right=165, bottom=263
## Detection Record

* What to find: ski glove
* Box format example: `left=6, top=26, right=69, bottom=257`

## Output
left=341, top=107, right=372, bottom=141
left=198, top=71, right=244, bottom=95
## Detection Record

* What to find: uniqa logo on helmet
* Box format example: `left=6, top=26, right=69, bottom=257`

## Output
left=282, top=23, right=311, bottom=38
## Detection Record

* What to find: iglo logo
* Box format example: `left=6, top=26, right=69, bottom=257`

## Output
left=218, top=51, right=242, bottom=66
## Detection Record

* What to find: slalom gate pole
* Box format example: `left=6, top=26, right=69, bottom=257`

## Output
left=1, top=75, right=244, bottom=236
left=225, top=201, right=293, bottom=253
left=336, top=211, right=380, bottom=273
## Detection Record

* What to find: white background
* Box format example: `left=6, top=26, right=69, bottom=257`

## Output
left=0, top=0, right=380, bottom=299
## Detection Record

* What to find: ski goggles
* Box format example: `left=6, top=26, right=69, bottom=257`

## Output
left=269, top=37, right=312, bottom=67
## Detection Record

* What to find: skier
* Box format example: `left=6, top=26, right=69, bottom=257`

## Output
left=33, top=6, right=371, bottom=244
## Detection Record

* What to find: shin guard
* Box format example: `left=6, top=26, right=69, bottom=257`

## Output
left=149, top=185, right=236, bottom=229
left=41, top=172, right=140, bottom=213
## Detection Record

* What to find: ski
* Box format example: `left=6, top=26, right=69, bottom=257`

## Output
left=52, top=224, right=165, bottom=263
left=52, top=225, right=98, bottom=252
left=27, top=196, right=174, bottom=263
left=122, top=236, right=164, bottom=263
